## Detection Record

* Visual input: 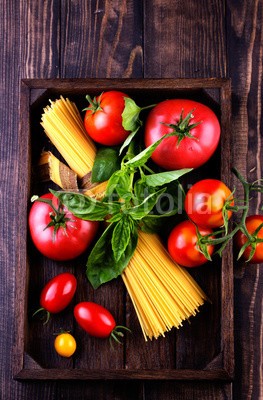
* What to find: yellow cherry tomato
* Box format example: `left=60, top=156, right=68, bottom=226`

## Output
left=54, top=333, right=76, bottom=357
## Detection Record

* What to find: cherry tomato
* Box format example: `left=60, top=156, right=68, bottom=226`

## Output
left=84, top=91, right=130, bottom=146
left=167, top=220, right=214, bottom=267
left=29, top=193, right=99, bottom=261
left=236, top=215, right=263, bottom=263
left=40, top=272, right=77, bottom=313
left=185, top=179, right=234, bottom=228
left=74, top=302, right=116, bottom=338
left=144, top=99, right=220, bottom=170
left=34, top=273, right=77, bottom=323
left=74, top=302, right=130, bottom=344
left=54, top=332, right=77, bottom=357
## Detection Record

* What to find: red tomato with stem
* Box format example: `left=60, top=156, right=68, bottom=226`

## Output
left=29, top=193, right=99, bottom=261
left=236, top=215, right=263, bottom=263
left=185, top=179, right=234, bottom=228
left=144, top=99, right=220, bottom=170
left=84, top=91, right=130, bottom=146
left=74, top=302, right=130, bottom=344
left=168, top=220, right=214, bottom=267
left=34, top=273, right=77, bottom=323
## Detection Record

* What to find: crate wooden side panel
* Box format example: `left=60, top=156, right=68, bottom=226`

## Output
left=14, top=78, right=233, bottom=380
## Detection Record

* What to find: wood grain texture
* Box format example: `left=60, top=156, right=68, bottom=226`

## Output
left=227, top=1, right=263, bottom=399
left=20, top=1, right=60, bottom=78
left=144, top=381, right=232, bottom=400
left=0, top=0, right=262, bottom=398
left=60, top=0, right=143, bottom=78
left=0, top=0, right=20, bottom=399
left=144, top=0, right=226, bottom=78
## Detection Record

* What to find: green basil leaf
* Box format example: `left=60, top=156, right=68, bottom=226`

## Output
left=134, top=178, right=156, bottom=203
left=140, top=209, right=178, bottom=233
left=91, top=147, right=120, bottom=183
left=112, top=216, right=133, bottom=262
left=86, top=222, right=138, bottom=289
left=119, top=126, right=140, bottom=155
left=105, top=170, right=131, bottom=200
left=51, top=190, right=120, bottom=221
left=128, top=188, right=166, bottom=220
left=122, top=97, right=142, bottom=131
left=125, top=132, right=174, bottom=168
left=145, top=168, right=192, bottom=187
left=107, top=213, right=123, bottom=223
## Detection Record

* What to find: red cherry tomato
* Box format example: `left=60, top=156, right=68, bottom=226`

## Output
left=40, top=273, right=77, bottom=313
left=236, top=215, right=263, bottom=263
left=168, top=220, right=214, bottom=267
left=144, top=99, right=220, bottom=170
left=29, top=193, right=99, bottom=261
left=33, top=273, right=77, bottom=323
left=185, top=179, right=233, bottom=228
left=84, top=91, right=130, bottom=146
left=74, top=302, right=116, bottom=338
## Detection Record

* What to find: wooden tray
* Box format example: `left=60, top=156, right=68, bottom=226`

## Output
left=14, top=78, right=233, bottom=381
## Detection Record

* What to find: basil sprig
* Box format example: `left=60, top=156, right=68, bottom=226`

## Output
left=52, top=127, right=192, bottom=289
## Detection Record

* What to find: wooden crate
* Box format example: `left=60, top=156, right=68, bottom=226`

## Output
left=14, top=78, right=233, bottom=381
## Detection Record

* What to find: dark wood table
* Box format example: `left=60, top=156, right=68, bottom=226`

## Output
left=1, top=1, right=262, bottom=399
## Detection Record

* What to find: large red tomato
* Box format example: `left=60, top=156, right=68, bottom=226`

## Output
left=236, top=215, right=263, bottom=263
left=185, top=179, right=233, bottom=228
left=84, top=91, right=130, bottom=146
left=144, top=99, right=220, bottom=170
left=29, top=193, right=99, bottom=261
left=167, top=220, right=214, bottom=267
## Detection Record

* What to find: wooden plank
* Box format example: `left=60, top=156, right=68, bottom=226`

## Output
left=15, top=368, right=232, bottom=380
left=60, top=0, right=143, bottom=78
left=0, top=2, right=21, bottom=399
left=227, top=1, right=263, bottom=399
left=11, top=1, right=61, bottom=399
left=144, top=0, right=226, bottom=78
left=144, top=382, right=232, bottom=400
left=20, top=1, right=60, bottom=78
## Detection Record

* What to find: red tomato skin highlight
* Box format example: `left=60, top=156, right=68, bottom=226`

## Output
left=40, top=273, right=77, bottom=314
left=185, top=179, right=233, bottom=228
left=168, top=220, right=214, bottom=267
left=144, top=99, right=220, bottom=170
left=29, top=193, right=99, bottom=261
left=84, top=91, right=130, bottom=146
left=74, top=302, right=116, bottom=338
left=236, top=215, right=263, bottom=263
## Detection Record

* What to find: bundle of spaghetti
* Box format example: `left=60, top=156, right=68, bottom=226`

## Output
left=122, top=231, right=207, bottom=341
left=40, top=96, right=96, bottom=178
